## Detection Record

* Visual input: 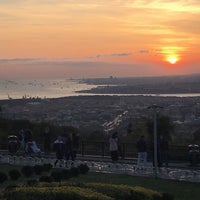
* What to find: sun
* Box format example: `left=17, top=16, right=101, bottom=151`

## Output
left=168, top=57, right=177, bottom=64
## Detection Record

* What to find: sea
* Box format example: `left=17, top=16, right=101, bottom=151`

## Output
left=1, top=78, right=200, bottom=100
left=0, top=78, right=98, bottom=100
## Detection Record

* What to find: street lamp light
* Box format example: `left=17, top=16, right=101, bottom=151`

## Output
left=148, top=104, right=163, bottom=178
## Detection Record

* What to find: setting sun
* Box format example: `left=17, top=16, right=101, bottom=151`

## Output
left=168, top=57, right=178, bottom=64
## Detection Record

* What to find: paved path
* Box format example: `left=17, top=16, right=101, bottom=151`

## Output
left=1, top=152, right=200, bottom=182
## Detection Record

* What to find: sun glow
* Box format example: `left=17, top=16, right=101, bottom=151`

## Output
left=167, top=57, right=178, bottom=64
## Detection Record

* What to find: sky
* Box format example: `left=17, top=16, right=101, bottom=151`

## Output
left=0, top=0, right=200, bottom=78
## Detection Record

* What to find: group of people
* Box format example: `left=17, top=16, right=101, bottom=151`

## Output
left=14, top=127, right=169, bottom=169
left=53, top=131, right=80, bottom=167
left=136, top=135, right=169, bottom=169
left=17, top=129, right=41, bottom=154
left=109, top=132, right=169, bottom=169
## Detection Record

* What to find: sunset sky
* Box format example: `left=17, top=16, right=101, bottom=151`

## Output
left=0, top=0, right=200, bottom=78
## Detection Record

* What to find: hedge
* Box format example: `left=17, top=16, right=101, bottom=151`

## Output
left=3, top=186, right=113, bottom=200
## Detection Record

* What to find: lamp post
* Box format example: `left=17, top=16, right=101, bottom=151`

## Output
left=148, top=104, right=163, bottom=178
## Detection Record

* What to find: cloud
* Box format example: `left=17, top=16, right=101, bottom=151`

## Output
left=111, top=52, right=132, bottom=57
left=138, top=50, right=149, bottom=54
left=87, top=52, right=132, bottom=59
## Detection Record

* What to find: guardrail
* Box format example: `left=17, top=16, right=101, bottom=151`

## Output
left=1, top=141, right=190, bottom=162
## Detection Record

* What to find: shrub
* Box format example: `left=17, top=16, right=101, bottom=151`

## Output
left=21, top=166, right=34, bottom=177
left=42, top=163, right=52, bottom=172
left=162, top=192, right=174, bottom=200
left=34, top=165, right=44, bottom=175
left=50, top=170, right=63, bottom=182
left=26, top=179, right=38, bottom=187
left=3, top=186, right=113, bottom=200
left=39, top=176, right=53, bottom=183
left=70, top=167, right=80, bottom=177
left=78, top=163, right=89, bottom=174
left=0, top=172, right=8, bottom=183
left=61, top=169, right=71, bottom=180
left=85, top=183, right=163, bottom=200
left=9, top=169, right=21, bottom=180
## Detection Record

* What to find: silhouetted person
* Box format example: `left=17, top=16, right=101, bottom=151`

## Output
left=159, top=135, right=169, bottom=167
left=53, top=136, right=66, bottom=167
left=72, top=132, right=80, bottom=160
left=43, top=126, right=51, bottom=154
left=109, top=132, right=119, bottom=161
left=136, top=135, right=147, bottom=169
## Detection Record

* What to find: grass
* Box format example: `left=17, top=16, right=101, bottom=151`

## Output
left=1, top=164, right=200, bottom=200
left=70, top=172, right=200, bottom=200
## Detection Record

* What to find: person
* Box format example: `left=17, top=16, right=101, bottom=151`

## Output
left=53, top=136, right=66, bottom=167
left=30, top=141, right=41, bottom=154
left=158, top=135, right=169, bottom=167
left=136, top=135, right=147, bottom=169
left=43, top=126, right=51, bottom=154
left=72, top=132, right=80, bottom=160
left=24, top=129, right=33, bottom=153
left=17, top=129, right=25, bottom=152
left=64, top=133, right=74, bottom=161
left=109, top=132, right=119, bottom=161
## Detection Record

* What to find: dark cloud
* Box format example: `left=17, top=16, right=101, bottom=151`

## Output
left=138, top=50, right=149, bottom=54
left=111, top=52, right=132, bottom=56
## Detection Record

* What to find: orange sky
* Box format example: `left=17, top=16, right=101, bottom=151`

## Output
left=0, top=0, right=200, bottom=78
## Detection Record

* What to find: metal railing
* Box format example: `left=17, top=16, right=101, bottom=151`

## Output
left=1, top=141, right=191, bottom=162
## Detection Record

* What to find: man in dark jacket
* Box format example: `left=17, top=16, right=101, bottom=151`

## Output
left=136, top=135, right=147, bottom=169
left=53, top=136, right=65, bottom=167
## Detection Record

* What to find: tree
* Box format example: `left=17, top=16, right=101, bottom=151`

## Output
left=146, top=115, right=173, bottom=142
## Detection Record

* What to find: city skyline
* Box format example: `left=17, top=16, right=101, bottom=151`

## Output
left=0, top=0, right=200, bottom=78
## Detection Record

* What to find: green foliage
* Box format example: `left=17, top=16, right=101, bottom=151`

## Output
left=78, top=163, right=90, bottom=174
left=26, top=179, right=38, bottom=187
left=42, top=163, right=53, bottom=172
left=2, top=182, right=170, bottom=200
left=39, top=176, right=53, bottom=183
left=61, top=169, right=72, bottom=180
left=0, top=171, right=8, bottom=183
left=146, top=115, right=173, bottom=142
left=50, top=170, right=63, bottom=182
left=84, top=183, right=163, bottom=200
left=33, top=165, right=44, bottom=175
left=8, top=169, right=21, bottom=180
left=3, top=186, right=113, bottom=200
left=21, top=166, right=34, bottom=177
left=70, top=167, right=80, bottom=177
left=161, top=192, right=174, bottom=200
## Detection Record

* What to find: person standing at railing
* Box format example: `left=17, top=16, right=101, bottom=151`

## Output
left=109, top=132, right=119, bottom=162
left=53, top=136, right=66, bottom=167
left=136, top=135, right=147, bottom=169
left=43, top=126, right=51, bottom=155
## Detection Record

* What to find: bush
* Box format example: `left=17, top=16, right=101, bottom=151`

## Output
left=9, top=169, right=21, bottom=180
left=34, top=165, right=44, bottom=175
left=78, top=163, right=89, bottom=174
left=3, top=186, right=113, bottom=200
left=0, top=171, right=8, bottom=183
left=70, top=167, right=80, bottom=177
left=21, top=166, right=34, bottom=177
left=26, top=179, right=38, bottom=187
left=84, top=183, right=163, bottom=200
left=50, top=170, right=63, bottom=182
left=42, top=163, right=52, bottom=172
left=162, top=192, right=174, bottom=200
left=39, top=176, right=53, bottom=183
left=61, top=169, right=72, bottom=180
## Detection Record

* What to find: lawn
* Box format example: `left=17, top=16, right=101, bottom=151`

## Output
left=71, top=172, right=200, bottom=200
left=0, top=164, right=199, bottom=200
